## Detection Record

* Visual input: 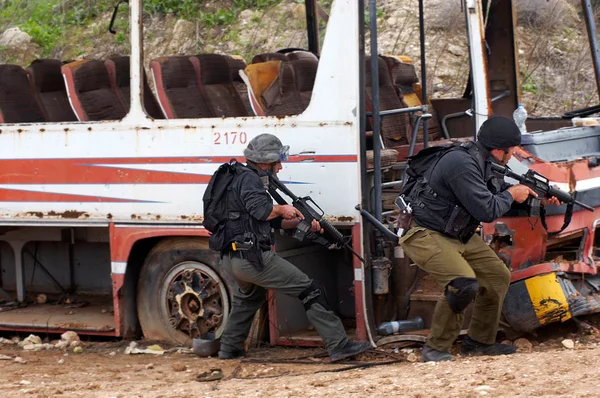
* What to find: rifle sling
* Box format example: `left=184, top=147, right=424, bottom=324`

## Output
left=540, top=201, right=574, bottom=237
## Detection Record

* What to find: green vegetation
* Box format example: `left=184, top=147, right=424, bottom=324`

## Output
left=0, top=0, right=285, bottom=58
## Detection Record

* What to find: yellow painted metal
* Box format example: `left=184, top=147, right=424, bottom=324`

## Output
left=525, top=273, right=571, bottom=325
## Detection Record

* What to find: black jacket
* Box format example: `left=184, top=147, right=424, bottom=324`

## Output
left=411, top=142, right=515, bottom=241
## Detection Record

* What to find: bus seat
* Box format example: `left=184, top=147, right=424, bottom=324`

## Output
left=251, top=52, right=288, bottom=64
left=243, top=60, right=305, bottom=117
left=365, top=56, right=411, bottom=148
left=286, top=51, right=319, bottom=62
left=382, top=55, right=442, bottom=142
left=225, top=55, right=253, bottom=116
left=61, top=59, right=127, bottom=121
left=105, top=56, right=165, bottom=119
left=0, top=64, right=46, bottom=124
left=26, top=59, right=77, bottom=122
left=189, top=54, right=249, bottom=117
left=149, top=56, right=214, bottom=119
left=290, top=58, right=318, bottom=108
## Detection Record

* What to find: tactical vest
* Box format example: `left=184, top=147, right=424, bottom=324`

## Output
left=408, top=142, right=502, bottom=243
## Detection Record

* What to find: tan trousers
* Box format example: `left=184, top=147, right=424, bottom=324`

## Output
left=400, top=226, right=511, bottom=352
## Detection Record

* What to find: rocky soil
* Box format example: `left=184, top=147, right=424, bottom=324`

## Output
left=1, top=321, right=600, bottom=397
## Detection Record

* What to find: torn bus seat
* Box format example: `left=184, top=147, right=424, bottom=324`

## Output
left=150, top=56, right=214, bottom=119
left=105, top=56, right=165, bottom=119
left=286, top=51, right=319, bottom=62
left=189, top=54, right=249, bottom=117
left=61, top=59, right=127, bottom=121
left=290, top=57, right=318, bottom=108
left=251, top=52, right=288, bottom=64
left=365, top=56, right=411, bottom=148
left=225, top=55, right=253, bottom=115
left=242, top=60, right=305, bottom=117
left=382, top=55, right=442, bottom=142
left=0, top=64, right=46, bottom=123
left=26, top=59, right=77, bottom=122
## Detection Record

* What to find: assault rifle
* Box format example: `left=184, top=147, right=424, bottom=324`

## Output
left=490, top=163, right=594, bottom=235
left=267, top=173, right=365, bottom=263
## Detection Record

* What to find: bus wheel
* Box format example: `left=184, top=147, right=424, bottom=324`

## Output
left=137, top=238, right=231, bottom=346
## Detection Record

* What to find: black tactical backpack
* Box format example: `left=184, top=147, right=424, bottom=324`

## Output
left=202, top=159, right=248, bottom=234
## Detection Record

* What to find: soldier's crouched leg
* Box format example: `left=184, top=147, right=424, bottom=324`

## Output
left=219, top=283, right=267, bottom=359
left=298, top=280, right=371, bottom=362
left=399, top=226, right=478, bottom=357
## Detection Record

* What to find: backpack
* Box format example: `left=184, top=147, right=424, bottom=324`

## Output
left=202, top=159, right=247, bottom=233
left=400, top=143, right=461, bottom=198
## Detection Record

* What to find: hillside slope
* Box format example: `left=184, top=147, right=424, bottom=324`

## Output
left=0, top=0, right=597, bottom=117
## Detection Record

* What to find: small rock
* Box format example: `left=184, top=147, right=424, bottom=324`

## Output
left=0, top=337, right=15, bottom=345
left=172, top=362, right=187, bottom=372
left=57, top=359, right=64, bottom=365
left=514, top=338, right=533, bottom=352
left=101, top=309, right=108, bottom=314
left=19, top=380, right=31, bottom=385
left=73, top=346, right=83, bottom=354
left=447, top=44, right=465, bottom=57
left=0, top=354, right=12, bottom=360
left=56, top=331, right=80, bottom=350
left=407, top=353, right=419, bottom=363
left=36, top=294, right=47, bottom=304
left=19, top=334, right=42, bottom=347
left=109, top=351, right=117, bottom=357
left=22, top=344, right=36, bottom=351
left=14, top=357, right=27, bottom=364
left=11, top=337, right=20, bottom=344
left=0, top=27, right=32, bottom=47
left=146, top=363, right=154, bottom=370
left=562, top=339, right=575, bottom=349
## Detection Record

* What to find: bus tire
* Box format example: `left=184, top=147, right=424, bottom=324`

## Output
left=136, top=237, right=233, bottom=346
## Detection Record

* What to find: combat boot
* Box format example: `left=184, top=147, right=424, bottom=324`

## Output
left=461, top=335, right=516, bottom=356
left=329, top=340, right=372, bottom=362
left=421, top=344, right=453, bottom=362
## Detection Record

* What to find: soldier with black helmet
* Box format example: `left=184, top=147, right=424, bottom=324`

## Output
left=399, top=116, right=559, bottom=362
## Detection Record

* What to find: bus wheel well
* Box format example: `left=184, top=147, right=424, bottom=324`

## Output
left=120, top=237, right=162, bottom=339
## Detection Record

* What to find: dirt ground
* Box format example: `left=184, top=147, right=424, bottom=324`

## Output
left=2, top=321, right=600, bottom=398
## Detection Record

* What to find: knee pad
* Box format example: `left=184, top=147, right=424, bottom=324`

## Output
left=444, top=277, right=478, bottom=313
left=298, top=280, right=331, bottom=311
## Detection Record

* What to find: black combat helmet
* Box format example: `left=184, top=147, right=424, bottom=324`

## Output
left=477, top=116, right=522, bottom=150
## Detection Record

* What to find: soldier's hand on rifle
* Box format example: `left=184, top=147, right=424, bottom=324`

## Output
left=278, top=204, right=304, bottom=220
left=541, top=196, right=561, bottom=206
left=507, top=184, right=538, bottom=203
left=311, top=220, right=325, bottom=234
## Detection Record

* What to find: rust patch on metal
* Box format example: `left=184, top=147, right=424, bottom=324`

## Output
left=40, top=128, right=45, bottom=132
left=107, top=213, right=113, bottom=219
left=27, top=212, right=44, bottom=218
left=131, top=214, right=137, bottom=220
left=87, top=127, right=92, bottom=131
left=155, top=215, right=161, bottom=220
left=17, top=129, right=23, bottom=134
left=184, top=125, right=191, bottom=129
left=336, top=216, right=354, bottom=222
left=64, top=128, right=69, bottom=132
left=181, top=215, right=188, bottom=219
left=61, top=210, right=86, bottom=219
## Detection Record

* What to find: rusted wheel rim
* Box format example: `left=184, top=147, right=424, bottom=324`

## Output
left=159, top=261, right=229, bottom=339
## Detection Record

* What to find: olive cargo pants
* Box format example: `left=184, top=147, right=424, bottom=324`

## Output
left=219, top=250, right=348, bottom=354
left=399, top=226, right=511, bottom=352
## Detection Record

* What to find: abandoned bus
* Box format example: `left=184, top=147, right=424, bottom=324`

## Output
left=0, top=0, right=600, bottom=348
